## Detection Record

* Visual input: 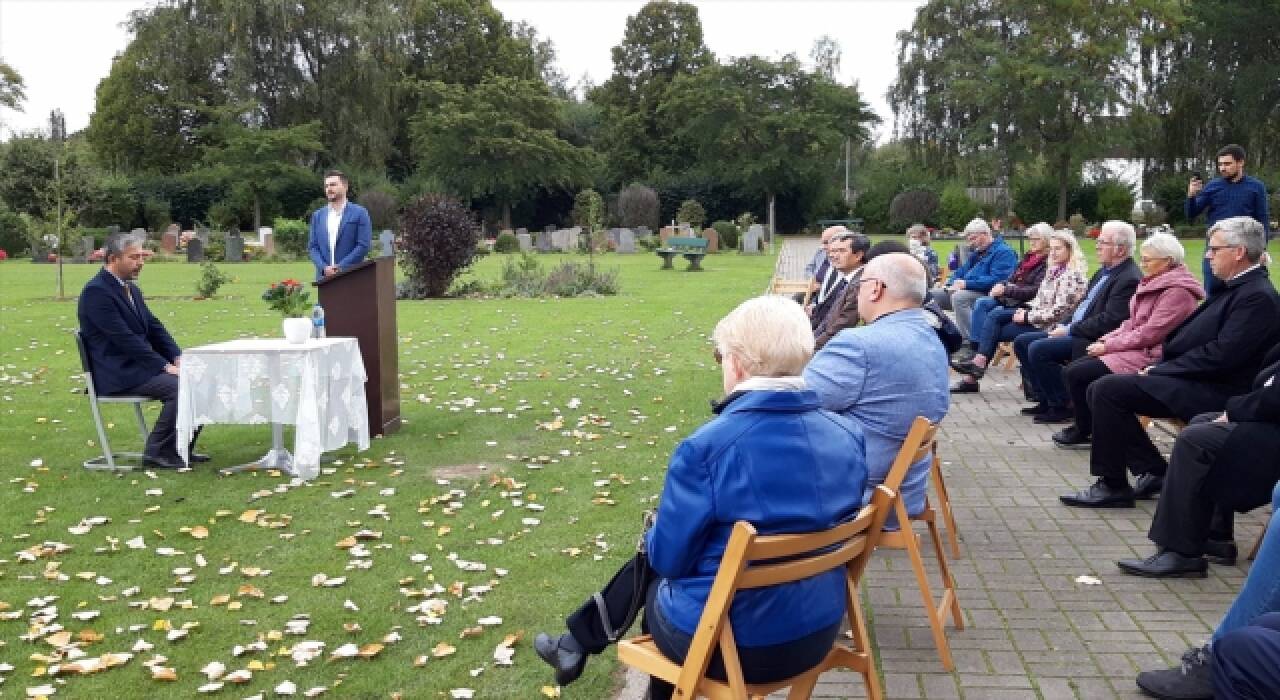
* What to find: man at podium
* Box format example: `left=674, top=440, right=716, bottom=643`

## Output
left=307, top=169, right=372, bottom=281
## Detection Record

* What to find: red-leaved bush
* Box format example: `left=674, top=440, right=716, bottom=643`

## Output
left=397, top=193, right=480, bottom=299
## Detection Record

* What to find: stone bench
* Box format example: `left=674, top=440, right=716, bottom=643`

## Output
left=656, top=237, right=709, bottom=271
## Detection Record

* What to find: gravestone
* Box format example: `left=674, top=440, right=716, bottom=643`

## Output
left=161, top=223, right=180, bottom=253
left=225, top=230, right=244, bottom=262
left=636, top=226, right=652, bottom=237
left=72, top=236, right=94, bottom=263
left=617, top=228, right=636, bottom=254
left=379, top=230, right=395, bottom=257
left=742, top=224, right=764, bottom=254
left=196, top=227, right=210, bottom=246
left=550, top=227, right=580, bottom=252
left=535, top=231, right=552, bottom=253
left=702, top=227, right=719, bottom=253
left=186, top=237, right=205, bottom=263
left=130, top=228, right=147, bottom=239
left=106, top=225, right=120, bottom=236
left=516, top=227, right=528, bottom=237
left=258, top=226, right=275, bottom=256
left=516, top=233, right=532, bottom=252
left=659, top=226, right=674, bottom=245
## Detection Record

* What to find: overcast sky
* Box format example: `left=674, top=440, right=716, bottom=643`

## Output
left=0, top=0, right=923, bottom=140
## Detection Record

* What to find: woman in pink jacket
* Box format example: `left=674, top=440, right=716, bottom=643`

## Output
left=1052, top=232, right=1205, bottom=448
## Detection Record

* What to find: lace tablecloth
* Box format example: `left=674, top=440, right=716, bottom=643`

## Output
left=176, top=338, right=370, bottom=478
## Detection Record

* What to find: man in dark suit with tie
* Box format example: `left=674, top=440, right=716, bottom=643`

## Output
left=810, top=232, right=868, bottom=338
left=1060, top=216, right=1280, bottom=508
left=77, top=232, right=208, bottom=469
left=307, top=170, right=372, bottom=281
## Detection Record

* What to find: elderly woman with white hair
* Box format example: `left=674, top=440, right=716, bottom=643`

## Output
left=535, top=295, right=869, bottom=698
left=952, top=229, right=1089, bottom=392
left=1050, top=232, right=1205, bottom=446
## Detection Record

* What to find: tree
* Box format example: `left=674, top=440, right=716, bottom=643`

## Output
left=662, top=55, right=878, bottom=236
left=617, top=183, right=660, bottom=229
left=809, top=35, right=842, bottom=80
left=411, top=76, right=597, bottom=229
left=0, top=60, right=26, bottom=132
left=397, top=193, right=480, bottom=298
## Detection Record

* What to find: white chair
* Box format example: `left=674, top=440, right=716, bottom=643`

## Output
left=75, top=330, right=155, bottom=470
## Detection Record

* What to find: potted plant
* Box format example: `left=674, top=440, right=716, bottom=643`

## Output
left=262, top=278, right=313, bottom=343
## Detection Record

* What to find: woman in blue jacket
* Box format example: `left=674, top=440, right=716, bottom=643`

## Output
left=535, top=295, right=870, bottom=697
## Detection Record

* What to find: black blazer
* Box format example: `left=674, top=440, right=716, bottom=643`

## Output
left=1211, top=344, right=1280, bottom=511
left=1070, top=257, right=1141, bottom=342
left=76, top=268, right=181, bottom=396
left=1141, top=266, right=1280, bottom=416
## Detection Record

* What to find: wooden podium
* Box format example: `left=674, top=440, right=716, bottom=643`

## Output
left=315, top=258, right=401, bottom=436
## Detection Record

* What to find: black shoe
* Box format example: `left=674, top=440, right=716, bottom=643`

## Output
left=1133, top=473, right=1164, bottom=500
left=951, top=346, right=976, bottom=363
left=1033, top=407, right=1074, bottom=424
left=534, top=632, right=587, bottom=686
left=1060, top=479, right=1135, bottom=508
left=949, top=380, right=980, bottom=394
left=142, top=452, right=185, bottom=469
left=1204, top=539, right=1238, bottom=566
left=1052, top=425, right=1091, bottom=449
left=1020, top=403, right=1048, bottom=416
left=189, top=453, right=211, bottom=463
left=1135, top=644, right=1213, bottom=699
left=1117, top=549, right=1208, bottom=578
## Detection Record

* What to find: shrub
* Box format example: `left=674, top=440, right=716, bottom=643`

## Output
left=938, top=183, right=981, bottom=230
left=0, top=202, right=28, bottom=256
left=498, top=252, right=545, bottom=296
left=544, top=261, right=618, bottom=296
left=676, top=199, right=706, bottom=229
left=271, top=217, right=309, bottom=258
left=1095, top=180, right=1135, bottom=223
left=493, top=231, right=520, bottom=253
left=397, top=193, right=480, bottom=299
left=194, top=262, right=231, bottom=298
left=141, top=197, right=171, bottom=233
left=735, top=211, right=757, bottom=231
left=617, top=183, right=660, bottom=229
left=712, top=220, right=739, bottom=251
left=358, top=189, right=400, bottom=232
left=572, top=189, right=605, bottom=232
left=889, top=188, right=940, bottom=231
left=637, top=235, right=661, bottom=252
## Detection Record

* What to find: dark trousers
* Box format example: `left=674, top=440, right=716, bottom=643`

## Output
left=1086, top=374, right=1181, bottom=484
left=1213, top=612, right=1280, bottom=700
left=565, top=554, right=840, bottom=699
left=116, top=372, right=179, bottom=458
left=1147, top=414, right=1241, bottom=555
left=1063, top=357, right=1112, bottom=436
left=977, top=315, right=1036, bottom=360
left=1016, top=333, right=1076, bottom=406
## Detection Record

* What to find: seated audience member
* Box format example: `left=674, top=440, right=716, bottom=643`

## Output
left=804, top=225, right=846, bottom=311
left=1052, top=233, right=1204, bottom=448
left=906, top=223, right=941, bottom=286
left=1014, top=220, right=1141, bottom=422
left=958, top=222, right=1051, bottom=362
left=1116, top=344, right=1280, bottom=578
left=1061, top=216, right=1280, bottom=508
left=77, top=232, right=208, bottom=469
left=1134, top=481, right=1280, bottom=700
left=951, top=229, right=1087, bottom=393
left=930, top=218, right=1018, bottom=345
left=533, top=296, right=868, bottom=697
left=811, top=232, right=870, bottom=338
left=805, top=253, right=950, bottom=517
left=861, top=240, right=964, bottom=354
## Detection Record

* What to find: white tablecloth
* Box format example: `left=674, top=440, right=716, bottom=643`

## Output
left=176, top=338, right=370, bottom=478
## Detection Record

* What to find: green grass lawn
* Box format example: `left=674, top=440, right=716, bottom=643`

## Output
left=0, top=251, right=776, bottom=698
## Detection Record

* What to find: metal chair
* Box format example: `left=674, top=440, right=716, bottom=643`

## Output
left=74, top=330, right=154, bottom=470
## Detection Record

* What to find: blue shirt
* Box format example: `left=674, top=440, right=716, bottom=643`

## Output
left=1067, top=265, right=1111, bottom=333
left=803, top=308, right=950, bottom=516
left=1186, top=174, right=1271, bottom=238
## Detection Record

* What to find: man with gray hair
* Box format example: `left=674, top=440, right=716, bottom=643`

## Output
left=930, top=218, right=1017, bottom=343
left=77, top=232, right=207, bottom=469
left=805, top=253, right=950, bottom=516
left=1061, top=216, right=1280, bottom=513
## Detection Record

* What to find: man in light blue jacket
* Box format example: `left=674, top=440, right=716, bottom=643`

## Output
left=930, top=218, right=1018, bottom=344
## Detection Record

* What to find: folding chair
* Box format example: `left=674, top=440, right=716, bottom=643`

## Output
left=617, top=485, right=897, bottom=700
left=990, top=341, right=1017, bottom=370
left=1248, top=512, right=1270, bottom=561
left=74, top=330, right=154, bottom=470
left=929, top=442, right=962, bottom=559
left=876, top=417, right=964, bottom=671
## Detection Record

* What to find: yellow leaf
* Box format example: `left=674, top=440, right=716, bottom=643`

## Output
left=431, top=642, right=456, bottom=658
left=238, top=510, right=261, bottom=524
left=357, top=643, right=384, bottom=658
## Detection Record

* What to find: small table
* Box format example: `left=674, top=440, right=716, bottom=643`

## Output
left=176, top=338, right=371, bottom=479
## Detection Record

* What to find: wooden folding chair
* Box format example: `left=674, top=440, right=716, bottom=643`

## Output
left=1249, top=512, right=1271, bottom=561
left=875, top=417, right=964, bottom=671
left=990, top=342, right=1017, bottom=370
left=617, top=485, right=897, bottom=700
left=928, top=442, right=961, bottom=559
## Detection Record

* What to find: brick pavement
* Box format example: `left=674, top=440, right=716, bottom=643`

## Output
left=617, top=363, right=1270, bottom=699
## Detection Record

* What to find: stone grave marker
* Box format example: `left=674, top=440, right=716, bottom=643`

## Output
left=186, top=237, right=205, bottom=263
left=72, top=236, right=94, bottom=263
left=258, top=226, right=275, bottom=256
left=535, top=231, right=552, bottom=252
left=379, top=230, right=395, bottom=257
left=551, top=227, right=580, bottom=252
left=224, top=229, right=244, bottom=262
left=516, top=227, right=528, bottom=236
left=161, top=223, right=180, bottom=253
left=703, top=227, right=719, bottom=253
left=106, top=225, right=120, bottom=236
left=617, top=228, right=636, bottom=254
left=196, top=227, right=210, bottom=245
left=516, top=233, right=532, bottom=252
left=742, top=224, right=764, bottom=254
left=659, top=226, right=674, bottom=245
left=636, top=226, right=651, bottom=237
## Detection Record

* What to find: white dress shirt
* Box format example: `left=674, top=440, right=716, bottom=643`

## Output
left=327, top=204, right=345, bottom=265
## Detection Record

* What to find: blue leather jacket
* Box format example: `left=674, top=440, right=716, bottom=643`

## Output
left=644, top=389, right=868, bottom=647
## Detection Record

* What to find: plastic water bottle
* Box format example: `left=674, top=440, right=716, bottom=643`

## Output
left=311, top=304, right=326, bottom=339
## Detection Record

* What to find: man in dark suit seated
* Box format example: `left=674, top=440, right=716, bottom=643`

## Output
left=1061, top=216, right=1280, bottom=508
left=809, top=232, right=868, bottom=340
left=1116, top=345, right=1280, bottom=578
left=77, top=232, right=207, bottom=469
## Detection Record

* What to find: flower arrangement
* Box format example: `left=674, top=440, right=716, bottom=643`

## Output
left=261, top=278, right=311, bottom=317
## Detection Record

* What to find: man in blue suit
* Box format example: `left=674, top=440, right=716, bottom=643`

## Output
left=77, top=232, right=207, bottom=469
left=307, top=170, right=372, bottom=281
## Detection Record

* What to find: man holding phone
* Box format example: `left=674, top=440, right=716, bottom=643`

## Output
left=1186, top=144, right=1270, bottom=296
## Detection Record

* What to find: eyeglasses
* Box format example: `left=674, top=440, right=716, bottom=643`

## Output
left=854, top=277, right=886, bottom=293
left=1095, top=239, right=1118, bottom=247
left=1139, top=256, right=1172, bottom=264
left=1205, top=244, right=1241, bottom=256
left=713, top=348, right=723, bottom=365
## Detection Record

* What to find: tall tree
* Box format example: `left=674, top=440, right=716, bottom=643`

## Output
left=662, top=55, right=878, bottom=235
left=809, top=35, right=842, bottom=80
left=411, top=76, right=597, bottom=227
left=592, top=1, right=713, bottom=183
left=0, top=60, right=26, bottom=112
